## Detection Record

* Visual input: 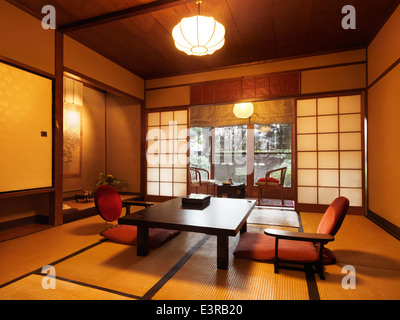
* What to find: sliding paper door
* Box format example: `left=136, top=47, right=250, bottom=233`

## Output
left=146, top=109, right=189, bottom=198
left=296, top=94, right=364, bottom=213
left=0, top=62, right=53, bottom=193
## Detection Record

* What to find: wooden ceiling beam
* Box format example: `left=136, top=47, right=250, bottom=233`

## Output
left=58, top=0, right=195, bottom=33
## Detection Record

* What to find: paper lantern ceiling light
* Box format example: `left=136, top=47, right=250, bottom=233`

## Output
left=172, top=1, right=225, bottom=56
left=233, top=102, right=254, bottom=119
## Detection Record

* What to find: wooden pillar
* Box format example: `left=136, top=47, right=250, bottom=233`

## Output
left=49, top=30, right=64, bottom=226
left=140, top=102, right=146, bottom=198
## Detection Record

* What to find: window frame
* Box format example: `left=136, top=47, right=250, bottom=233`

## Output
left=189, top=123, right=294, bottom=199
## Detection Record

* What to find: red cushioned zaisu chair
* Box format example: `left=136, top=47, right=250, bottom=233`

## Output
left=95, top=185, right=180, bottom=248
left=233, top=196, right=350, bottom=279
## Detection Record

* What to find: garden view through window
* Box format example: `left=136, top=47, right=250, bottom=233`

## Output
left=190, top=124, right=291, bottom=187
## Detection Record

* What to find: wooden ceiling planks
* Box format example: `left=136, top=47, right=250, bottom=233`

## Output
left=226, top=0, right=276, bottom=63
left=270, top=0, right=315, bottom=57
left=7, top=0, right=400, bottom=79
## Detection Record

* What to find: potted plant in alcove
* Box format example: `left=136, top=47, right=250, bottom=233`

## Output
left=96, top=173, right=129, bottom=190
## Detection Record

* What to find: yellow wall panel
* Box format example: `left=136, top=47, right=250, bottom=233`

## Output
left=64, top=36, right=144, bottom=100
left=146, top=49, right=366, bottom=89
left=146, top=86, right=190, bottom=109
left=0, top=62, right=52, bottom=192
left=0, top=1, right=55, bottom=75
left=368, top=64, right=400, bottom=226
left=368, top=6, right=400, bottom=84
left=106, top=92, right=142, bottom=193
left=301, top=64, right=366, bottom=94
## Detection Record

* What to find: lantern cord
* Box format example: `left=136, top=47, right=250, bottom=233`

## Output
left=196, top=0, right=202, bottom=16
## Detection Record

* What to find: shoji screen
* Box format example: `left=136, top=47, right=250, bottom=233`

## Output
left=146, top=109, right=188, bottom=198
left=296, top=94, right=363, bottom=212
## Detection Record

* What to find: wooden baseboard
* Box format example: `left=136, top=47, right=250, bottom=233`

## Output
left=63, top=207, right=98, bottom=223
left=367, top=210, right=400, bottom=240
left=0, top=216, right=36, bottom=231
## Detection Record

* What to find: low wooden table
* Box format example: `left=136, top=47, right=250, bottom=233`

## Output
left=122, top=200, right=155, bottom=214
left=118, top=197, right=256, bottom=270
left=217, top=183, right=246, bottom=198
left=74, top=193, right=94, bottom=203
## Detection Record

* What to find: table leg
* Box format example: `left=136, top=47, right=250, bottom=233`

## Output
left=217, top=235, right=229, bottom=270
left=137, top=226, right=149, bottom=256
left=240, top=221, right=247, bottom=233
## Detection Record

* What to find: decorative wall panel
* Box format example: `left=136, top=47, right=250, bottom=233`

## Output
left=190, top=72, right=300, bottom=105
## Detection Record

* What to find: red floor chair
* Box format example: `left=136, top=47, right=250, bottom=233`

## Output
left=95, top=185, right=180, bottom=248
left=233, top=196, right=350, bottom=279
left=256, top=167, right=287, bottom=206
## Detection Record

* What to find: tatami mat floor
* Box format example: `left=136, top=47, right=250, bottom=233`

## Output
left=0, top=205, right=399, bottom=301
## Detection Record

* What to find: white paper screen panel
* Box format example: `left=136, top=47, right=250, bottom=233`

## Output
left=147, top=168, right=159, bottom=181
left=296, top=94, right=363, bottom=208
left=298, top=169, right=317, bottom=186
left=318, top=152, right=339, bottom=168
left=174, top=183, right=187, bottom=197
left=340, top=188, right=362, bottom=207
left=298, top=187, right=317, bottom=204
left=318, top=115, right=338, bottom=133
left=318, top=170, right=339, bottom=187
left=174, top=110, right=188, bottom=124
left=339, top=133, right=362, bottom=150
left=161, top=111, right=173, bottom=125
left=340, top=170, right=362, bottom=188
left=298, top=152, right=317, bottom=168
left=318, top=187, right=339, bottom=205
left=318, top=133, right=338, bottom=150
left=174, top=168, right=187, bottom=182
left=148, top=112, right=160, bottom=126
left=160, top=168, right=173, bottom=182
left=297, top=117, right=316, bottom=134
left=160, top=183, right=173, bottom=196
left=318, top=97, right=338, bottom=115
left=340, top=114, right=361, bottom=132
left=147, top=182, right=159, bottom=196
left=146, top=109, right=188, bottom=197
left=297, top=99, right=316, bottom=116
left=340, top=151, right=362, bottom=169
left=297, top=135, right=317, bottom=151
left=339, top=95, right=361, bottom=113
